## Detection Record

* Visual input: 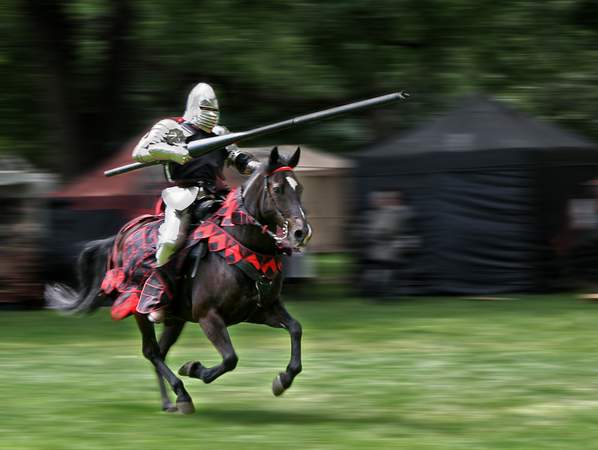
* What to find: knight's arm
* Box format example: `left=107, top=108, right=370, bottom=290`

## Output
left=132, top=119, right=191, bottom=165
left=215, top=125, right=260, bottom=175
left=227, top=145, right=261, bottom=175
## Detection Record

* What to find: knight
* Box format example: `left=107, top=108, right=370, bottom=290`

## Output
left=132, top=82, right=260, bottom=323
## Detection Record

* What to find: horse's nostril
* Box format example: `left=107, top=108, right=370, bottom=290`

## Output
left=294, top=230, right=304, bottom=240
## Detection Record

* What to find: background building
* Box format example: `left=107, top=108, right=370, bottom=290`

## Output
left=355, top=95, right=598, bottom=295
left=0, top=156, right=56, bottom=304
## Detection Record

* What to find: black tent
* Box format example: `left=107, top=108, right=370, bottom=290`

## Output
left=355, top=95, right=598, bottom=295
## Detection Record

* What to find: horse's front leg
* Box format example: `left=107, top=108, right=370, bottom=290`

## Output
left=248, top=300, right=302, bottom=396
left=155, top=319, right=186, bottom=412
left=135, top=315, right=194, bottom=414
left=178, top=309, right=238, bottom=383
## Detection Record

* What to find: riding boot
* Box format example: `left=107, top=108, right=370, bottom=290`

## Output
left=139, top=194, right=191, bottom=321
left=136, top=267, right=173, bottom=321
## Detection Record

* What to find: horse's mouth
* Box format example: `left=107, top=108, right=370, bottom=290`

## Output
left=274, top=220, right=310, bottom=255
left=274, top=221, right=293, bottom=255
left=275, top=221, right=289, bottom=243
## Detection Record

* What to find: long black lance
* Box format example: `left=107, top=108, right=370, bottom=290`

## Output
left=104, top=91, right=409, bottom=177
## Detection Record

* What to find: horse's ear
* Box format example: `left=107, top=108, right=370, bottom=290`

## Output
left=268, top=146, right=280, bottom=171
left=288, top=146, right=301, bottom=168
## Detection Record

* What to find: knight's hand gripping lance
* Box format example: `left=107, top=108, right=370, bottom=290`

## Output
left=104, top=91, right=409, bottom=177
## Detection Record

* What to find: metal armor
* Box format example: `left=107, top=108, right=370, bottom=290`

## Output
left=183, top=83, right=220, bottom=133
left=154, top=126, right=259, bottom=267
left=132, top=83, right=260, bottom=322
left=132, top=120, right=258, bottom=267
left=132, top=118, right=194, bottom=165
left=214, top=125, right=261, bottom=175
left=132, top=118, right=197, bottom=266
left=156, top=186, right=200, bottom=266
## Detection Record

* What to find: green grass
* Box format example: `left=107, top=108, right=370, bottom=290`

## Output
left=3, top=294, right=598, bottom=449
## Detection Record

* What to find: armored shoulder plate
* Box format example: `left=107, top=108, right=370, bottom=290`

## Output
left=132, top=118, right=193, bottom=165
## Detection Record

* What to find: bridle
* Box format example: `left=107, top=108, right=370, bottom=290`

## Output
left=240, top=165, right=295, bottom=247
left=264, top=166, right=294, bottom=234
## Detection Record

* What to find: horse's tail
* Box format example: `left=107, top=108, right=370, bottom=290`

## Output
left=45, top=236, right=115, bottom=314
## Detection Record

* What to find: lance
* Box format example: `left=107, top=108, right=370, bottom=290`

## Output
left=104, top=91, right=409, bottom=177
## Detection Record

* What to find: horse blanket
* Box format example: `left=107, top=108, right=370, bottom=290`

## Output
left=101, top=188, right=283, bottom=320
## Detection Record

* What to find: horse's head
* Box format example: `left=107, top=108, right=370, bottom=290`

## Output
left=244, top=146, right=312, bottom=254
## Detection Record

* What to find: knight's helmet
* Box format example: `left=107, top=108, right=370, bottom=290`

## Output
left=183, top=83, right=220, bottom=132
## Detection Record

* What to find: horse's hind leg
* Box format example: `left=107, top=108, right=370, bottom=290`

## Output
left=248, top=300, right=302, bottom=396
left=178, top=309, right=238, bottom=384
left=155, top=319, right=186, bottom=412
left=135, top=315, right=195, bottom=414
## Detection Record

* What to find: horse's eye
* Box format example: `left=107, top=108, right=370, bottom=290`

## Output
left=272, top=185, right=282, bottom=194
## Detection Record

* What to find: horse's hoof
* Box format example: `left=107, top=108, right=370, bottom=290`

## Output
left=272, top=374, right=286, bottom=396
left=176, top=401, right=195, bottom=415
left=162, top=404, right=178, bottom=413
left=178, top=361, right=195, bottom=377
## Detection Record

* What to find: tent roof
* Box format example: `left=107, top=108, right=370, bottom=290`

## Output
left=363, top=95, right=596, bottom=158
left=52, top=141, right=352, bottom=199
left=239, top=145, right=354, bottom=172
left=51, top=135, right=167, bottom=198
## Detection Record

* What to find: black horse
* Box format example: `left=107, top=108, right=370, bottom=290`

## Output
left=46, top=147, right=311, bottom=414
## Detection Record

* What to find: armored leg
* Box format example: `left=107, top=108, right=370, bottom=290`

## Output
left=137, top=186, right=198, bottom=322
left=156, top=206, right=191, bottom=267
left=147, top=207, right=190, bottom=322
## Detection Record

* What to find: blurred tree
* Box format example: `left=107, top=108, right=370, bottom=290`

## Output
left=20, top=0, right=133, bottom=174
left=3, top=0, right=598, bottom=178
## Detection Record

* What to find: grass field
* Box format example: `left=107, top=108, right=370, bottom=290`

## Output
left=3, top=291, right=598, bottom=450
